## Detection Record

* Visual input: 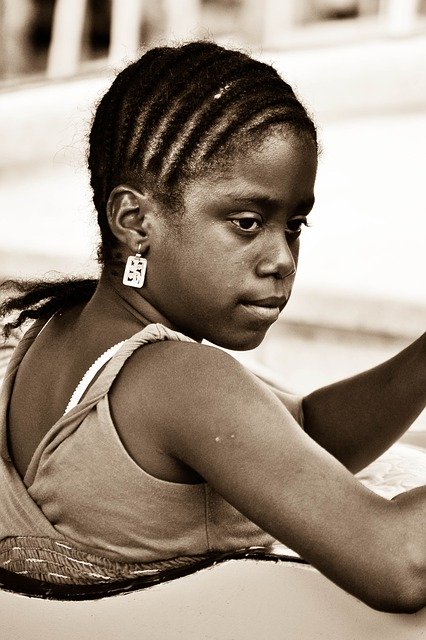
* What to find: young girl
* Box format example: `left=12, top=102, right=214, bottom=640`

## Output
left=0, top=41, right=425, bottom=611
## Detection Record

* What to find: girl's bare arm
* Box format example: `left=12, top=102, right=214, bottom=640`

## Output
left=131, top=341, right=425, bottom=613
left=301, top=332, right=426, bottom=472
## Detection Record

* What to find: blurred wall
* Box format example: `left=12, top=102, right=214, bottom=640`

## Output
left=1, top=1, right=425, bottom=341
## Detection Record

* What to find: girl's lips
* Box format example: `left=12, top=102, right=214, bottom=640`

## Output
left=240, top=303, right=280, bottom=323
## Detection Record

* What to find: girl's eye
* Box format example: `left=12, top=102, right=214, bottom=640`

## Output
left=230, top=216, right=262, bottom=232
left=286, top=217, right=309, bottom=235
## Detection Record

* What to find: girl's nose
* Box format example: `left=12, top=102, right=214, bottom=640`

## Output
left=256, top=234, right=297, bottom=279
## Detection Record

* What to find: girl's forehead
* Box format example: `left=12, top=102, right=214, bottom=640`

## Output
left=185, top=132, right=317, bottom=207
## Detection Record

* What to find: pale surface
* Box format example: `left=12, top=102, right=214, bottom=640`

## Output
left=1, top=560, right=425, bottom=640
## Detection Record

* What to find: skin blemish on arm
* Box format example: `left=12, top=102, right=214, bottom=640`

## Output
left=214, top=434, right=236, bottom=443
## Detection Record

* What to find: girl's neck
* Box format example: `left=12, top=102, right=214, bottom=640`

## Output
left=80, top=271, right=176, bottom=339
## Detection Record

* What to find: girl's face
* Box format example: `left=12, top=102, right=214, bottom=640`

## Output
left=145, top=132, right=317, bottom=350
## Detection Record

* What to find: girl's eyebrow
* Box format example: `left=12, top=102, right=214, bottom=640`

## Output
left=225, top=194, right=315, bottom=213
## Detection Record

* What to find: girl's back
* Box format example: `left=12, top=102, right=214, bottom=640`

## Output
left=9, top=308, right=91, bottom=477
left=8, top=305, right=121, bottom=477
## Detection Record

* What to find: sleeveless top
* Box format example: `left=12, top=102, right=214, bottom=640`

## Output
left=0, top=319, right=303, bottom=563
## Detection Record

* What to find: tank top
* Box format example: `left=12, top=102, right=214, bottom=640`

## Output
left=0, top=319, right=295, bottom=563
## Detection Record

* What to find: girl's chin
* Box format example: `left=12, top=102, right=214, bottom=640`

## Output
left=205, top=327, right=270, bottom=352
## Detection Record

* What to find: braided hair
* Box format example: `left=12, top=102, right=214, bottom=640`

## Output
left=1, top=41, right=317, bottom=336
left=89, top=41, right=316, bottom=262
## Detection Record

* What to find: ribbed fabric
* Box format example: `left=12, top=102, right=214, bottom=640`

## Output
left=1, top=320, right=279, bottom=562
left=0, top=535, right=212, bottom=584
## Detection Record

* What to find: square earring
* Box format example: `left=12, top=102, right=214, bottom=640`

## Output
left=122, top=245, right=147, bottom=288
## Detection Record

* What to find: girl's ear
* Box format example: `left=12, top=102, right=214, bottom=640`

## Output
left=107, top=185, right=157, bottom=255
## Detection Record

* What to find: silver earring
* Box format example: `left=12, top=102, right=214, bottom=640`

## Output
left=122, top=243, right=147, bottom=288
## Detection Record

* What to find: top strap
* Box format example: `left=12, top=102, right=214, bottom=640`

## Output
left=63, top=317, right=193, bottom=413
left=70, top=322, right=196, bottom=412
left=63, top=340, right=126, bottom=415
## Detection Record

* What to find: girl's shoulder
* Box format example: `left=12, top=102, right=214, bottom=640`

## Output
left=108, top=338, right=258, bottom=483
left=108, top=334, right=305, bottom=487
left=109, top=338, right=254, bottom=438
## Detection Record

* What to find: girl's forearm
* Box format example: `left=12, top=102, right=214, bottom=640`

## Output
left=302, top=333, right=426, bottom=472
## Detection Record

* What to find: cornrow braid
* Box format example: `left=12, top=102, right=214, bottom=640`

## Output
left=115, top=48, right=191, bottom=167
left=140, top=58, right=264, bottom=177
left=88, top=41, right=317, bottom=265
left=90, top=62, right=141, bottom=208
left=126, top=46, right=228, bottom=169
left=158, top=75, right=296, bottom=182
left=199, top=89, right=311, bottom=166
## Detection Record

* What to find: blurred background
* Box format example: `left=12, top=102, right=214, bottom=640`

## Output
left=0, top=0, right=425, bottom=437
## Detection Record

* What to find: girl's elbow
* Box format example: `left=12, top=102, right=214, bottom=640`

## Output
left=369, top=587, right=425, bottom=614
left=392, top=574, right=425, bottom=614
left=365, top=566, right=425, bottom=614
